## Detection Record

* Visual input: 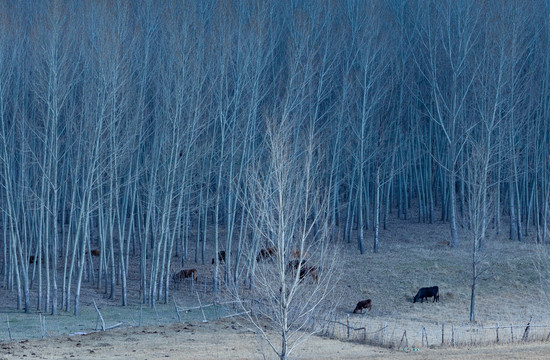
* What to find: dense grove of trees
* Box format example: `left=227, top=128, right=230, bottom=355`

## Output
left=0, top=0, right=549, bottom=316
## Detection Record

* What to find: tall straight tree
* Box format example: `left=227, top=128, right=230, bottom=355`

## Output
left=157, top=1, right=207, bottom=303
left=31, top=0, right=81, bottom=314
left=92, top=1, right=139, bottom=305
left=411, top=0, right=481, bottom=247
left=347, top=1, right=390, bottom=254
left=0, top=1, right=28, bottom=312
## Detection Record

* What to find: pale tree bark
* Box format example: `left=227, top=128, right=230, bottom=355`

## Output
left=466, top=140, right=494, bottom=323
left=495, top=2, right=536, bottom=242
left=468, top=9, right=506, bottom=319
left=93, top=3, right=138, bottom=304
left=209, top=3, right=235, bottom=293
left=31, top=1, right=81, bottom=315
left=237, top=115, right=339, bottom=360
left=157, top=3, right=207, bottom=303
left=347, top=0, right=390, bottom=254
left=412, top=0, right=481, bottom=248
left=0, top=12, right=27, bottom=311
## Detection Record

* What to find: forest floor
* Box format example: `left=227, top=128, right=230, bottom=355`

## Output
left=2, top=211, right=550, bottom=358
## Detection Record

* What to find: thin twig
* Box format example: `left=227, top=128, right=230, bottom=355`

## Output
left=93, top=300, right=106, bottom=331
left=196, top=291, right=208, bottom=323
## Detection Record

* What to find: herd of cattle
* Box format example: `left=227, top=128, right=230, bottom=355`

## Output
left=71, top=245, right=437, bottom=315
left=170, top=247, right=440, bottom=314
left=169, top=247, right=319, bottom=287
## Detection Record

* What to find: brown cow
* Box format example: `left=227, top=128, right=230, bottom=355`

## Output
left=353, top=299, right=372, bottom=313
left=172, top=268, right=198, bottom=283
left=299, top=265, right=318, bottom=283
left=257, top=247, right=277, bottom=262
left=290, top=249, right=310, bottom=259
left=287, top=259, right=307, bottom=271
left=89, top=249, right=100, bottom=257
left=29, top=255, right=35, bottom=264
left=287, top=259, right=317, bottom=282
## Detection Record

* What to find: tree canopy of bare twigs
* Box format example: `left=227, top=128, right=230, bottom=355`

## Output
left=232, top=115, right=340, bottom=360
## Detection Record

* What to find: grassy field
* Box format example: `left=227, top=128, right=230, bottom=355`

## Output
left=1, top=213, right=550, bottom=357
left=328, top=215, right=550, bottom=348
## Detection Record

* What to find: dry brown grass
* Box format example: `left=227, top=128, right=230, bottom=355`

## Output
left=329, top=215, right=550, bottom=347
left=3, top=318, right=550, bottom=359
left=3, top=210, right=550, bottom=357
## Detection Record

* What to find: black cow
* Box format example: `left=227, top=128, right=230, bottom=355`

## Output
left=212, top=250, right=226, bottom=265
left=413, top=286, right=439, bottom=303
left=353, top=299, right=372, bottom=313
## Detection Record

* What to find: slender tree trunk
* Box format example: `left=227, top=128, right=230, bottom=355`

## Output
left=373, top=167, right=380, bottom=253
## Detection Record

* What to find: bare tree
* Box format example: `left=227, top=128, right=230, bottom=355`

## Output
left=465, top=140, right=495, bottom=323
left=235, top=115, right=339, bottom=360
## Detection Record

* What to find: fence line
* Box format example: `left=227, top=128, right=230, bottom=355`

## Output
left=0, top=291, right=251, bottom=342
left=3, top=290, right=549, bottom=350
left=312, top=314, right=550, bottom=349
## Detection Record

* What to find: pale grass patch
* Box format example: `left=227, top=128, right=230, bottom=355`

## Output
left=329, top=218, right=550, bottom=347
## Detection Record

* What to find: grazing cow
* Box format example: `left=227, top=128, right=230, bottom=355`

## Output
left=287, top=259, right=317, bottom=282
left=212, top=250, right=226, bottom=265
left=413, top=286, right=439, bottom=303
left=90, top=249, right=100, bottom=257
left=29, top=255, right=46, bottom=264
left=299, top=265, right=318, bottom=283
left=287, top=259, right=307, bottom=271
left=353, top=299, right=372, bottom=313
left=257, top=247, right=277, bottom=262
left=290, top=249, right=310, bottom=259
left=172, top=268, right=198, bottom=283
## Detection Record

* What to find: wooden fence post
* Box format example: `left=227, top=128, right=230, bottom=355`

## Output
left=346, top=314, right=350, bottom=339
left=496, top=322, right=499, bottom=343
left=7, top=315, right=12, bottom=341
left=451, top=324, right=455, bottom=347
left=441, top=323, right=444, bottom=346
left=522, top=317, right=532, bottom=342
left=41, top=314, right=46, bottom=338
left=422, top=326, right=428, bottom=347
left=173, top=297, right=182, bottom=323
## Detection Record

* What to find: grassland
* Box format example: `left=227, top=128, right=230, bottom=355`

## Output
left=1, top=214, right=550, bottom=358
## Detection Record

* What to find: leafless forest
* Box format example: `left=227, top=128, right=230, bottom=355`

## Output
left=0, top=0, right=549, bottom=343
